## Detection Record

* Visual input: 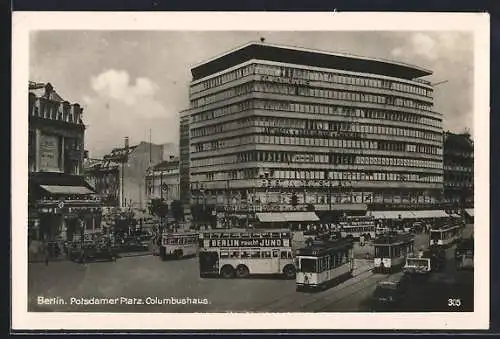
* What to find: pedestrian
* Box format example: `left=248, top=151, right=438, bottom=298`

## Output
left=43, top=240, right=49, bottom=266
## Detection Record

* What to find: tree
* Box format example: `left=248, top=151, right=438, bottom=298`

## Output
left=148, top=198, right=169, bottom=232
left=170, top=200, right=184, bottom=222
left=148, top=198, right=169, bottom=218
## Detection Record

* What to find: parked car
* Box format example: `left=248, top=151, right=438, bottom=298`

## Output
left=115, top=238, right=149, bottom=253
left=69, top=241, right=117, bottom=263
left=370, top=274, right=410, bottom=311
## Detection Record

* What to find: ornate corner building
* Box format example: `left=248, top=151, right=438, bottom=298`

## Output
left=28, top=82, right=102, bottom=241
left=184, top=42, right=444, bottom=226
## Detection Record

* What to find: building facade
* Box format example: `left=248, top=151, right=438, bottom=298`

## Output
left=179, top=109, right=191, bottom=215
left=145, top=156, right=180, bottom=206
left=443, top=131, right=474, bottom=211
left=28, top=82, right=101, bottom=242
left=83, top=158, right=120, bottom=207
left=187, top=42, right=444, bottom=221
left=101, top=140, right=165, bottom=209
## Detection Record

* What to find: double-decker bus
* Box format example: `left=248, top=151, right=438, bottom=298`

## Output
left=158, top=232, right=199, bottom=260
left=198, top=229, right=296, bottom=279
left=295, top=238, right=355, bottom=291
left=429, top=224, right=462, bottom=246
left=338, top=216, right=376, bottom=240
left=373, top=233, right=414, bottom=273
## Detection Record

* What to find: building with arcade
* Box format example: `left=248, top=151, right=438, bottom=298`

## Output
left=186, top=42, right=444, bottom=225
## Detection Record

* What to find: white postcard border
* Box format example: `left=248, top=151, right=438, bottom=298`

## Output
left=11, top=11, right=490, bottom=330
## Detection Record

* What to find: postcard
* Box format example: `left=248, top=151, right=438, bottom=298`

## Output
left=11, top=11, right=490, bottom=331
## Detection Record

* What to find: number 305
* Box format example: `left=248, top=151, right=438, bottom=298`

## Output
left=448, top=298, right=462, bottom=307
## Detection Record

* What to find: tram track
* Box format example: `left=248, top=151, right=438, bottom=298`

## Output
left=250, top=265, right=379, bottom=312
left=312, top=272, right=393, bottom=312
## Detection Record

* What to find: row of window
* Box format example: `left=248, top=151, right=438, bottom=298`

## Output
left=219, top=249, right=294, bottom=259
left=191, top=99, right=441, bottom=128
left=191, top=151, right=442, bottom=170
left=192, top=191, right=440, bottom=207
left=164, top=237, right=198, bottom=245
left=444, top=165, right=473, bottom=172
left=192, top=116, right=442, bottom=142
left=192, top=190, right=439, bottom=201
left=191, top=82, right=433, bottom=112
left=191, top=134, right=442, bottom=155
left=192, top=169, right=444, bottom=183
left=299, top=253, right=351, bottom=273
left=29, top=96, right=82, bottom=125
left=375, top=244, right=414, bottom=258
left=190, top=63, right=432, bottom=98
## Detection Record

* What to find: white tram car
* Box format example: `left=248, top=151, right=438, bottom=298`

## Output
left=373, top=233, right=415, bottom=274
left=429, top=224, right=462, bottom=246
left=295, top=238, right=354, bottom=291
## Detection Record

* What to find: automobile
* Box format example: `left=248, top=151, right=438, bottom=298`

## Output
left=371, top=274, right=410, bottom=311
left=115, top=238, right=149, bottom=253
left=69, top=241, right=117, bottom=263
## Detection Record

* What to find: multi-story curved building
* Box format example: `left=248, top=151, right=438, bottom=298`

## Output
left=187, top=42, right=443, bottom=224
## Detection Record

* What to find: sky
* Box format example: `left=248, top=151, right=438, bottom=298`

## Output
left=29, top=31, right=474, bottom=158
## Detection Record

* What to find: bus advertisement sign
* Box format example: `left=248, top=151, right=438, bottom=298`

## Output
left=206, top=238, right=289, bottom=248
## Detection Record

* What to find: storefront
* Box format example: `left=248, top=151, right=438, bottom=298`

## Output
left=29, top=172, right=102, bottom=242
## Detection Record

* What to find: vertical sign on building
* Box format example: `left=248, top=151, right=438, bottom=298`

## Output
left=39, top=133, right=60, bottom=172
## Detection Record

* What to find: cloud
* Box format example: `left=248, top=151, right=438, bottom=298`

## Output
left=390, top=47, right=403, bottom=57
left=411, top=33, right=439, bottom=60
left=87, top=69, right=168, bottom=120
left=390, top=33, right=439, bottom=60
left=390, top=32, right=471, bottom=63
left=81, top=69, right=178, bottom=157
left=90, top=69, right=159, bottom=106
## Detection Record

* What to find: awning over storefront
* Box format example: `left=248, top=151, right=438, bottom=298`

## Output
left=329, top=203, right=368, bottom=211
left=283, top=212, right=319, bottom=222
left=256, top=213, right=285, bottom=223
left=30, top=172, right=96, bottom=195
left=411, top=210, right=449, bottom=219
left=369, top=211, right=415, bottom=219
left=464, top=208, right=474, bottom=217
left=40, top=185, right=94, bottom=195
left=256, top=212, right=319, bottom=223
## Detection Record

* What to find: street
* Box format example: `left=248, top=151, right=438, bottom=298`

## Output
left=28, top=225, right=473, bottom=313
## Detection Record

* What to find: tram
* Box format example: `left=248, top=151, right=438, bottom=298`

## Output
left=295, top=238, right=354, bottom=292
left=373, top=233, right=415, bottom=274
left=429, top=224, right=462, bottom=247
left=455, top=237, right=474, bottom=271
